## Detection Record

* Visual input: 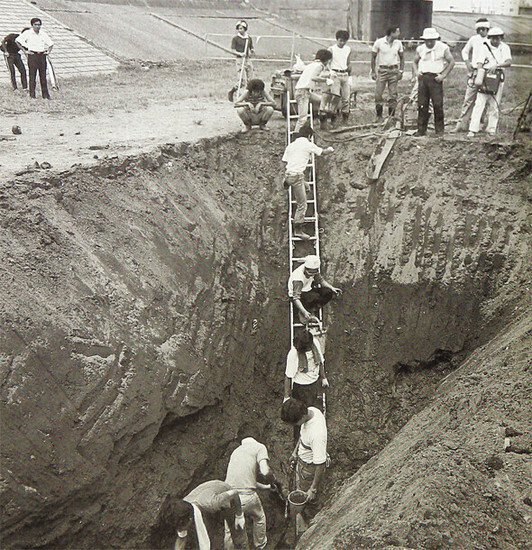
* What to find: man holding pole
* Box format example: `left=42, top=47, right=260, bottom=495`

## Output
left=229, top=20, right=254, bottom=101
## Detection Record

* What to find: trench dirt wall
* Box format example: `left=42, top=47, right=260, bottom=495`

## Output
left=1, top=132, right=530, bottom=549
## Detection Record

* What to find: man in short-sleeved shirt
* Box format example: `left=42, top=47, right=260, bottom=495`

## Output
left=412, top=28, right=455, bottom=136
left=230, top=20, right=253, bottom=89
left=225, top=429, right=280, bottom=549
left=174, top=480, right=246, bottom=549
left=454, top=18, right=490, bottom=132
left=281, top=399, right=328, bottom=514
left=16, top=18, right=53, bottom=99
left=282, top=125, right=333, bottom=240
left=371, top=26, right=404, bottom=120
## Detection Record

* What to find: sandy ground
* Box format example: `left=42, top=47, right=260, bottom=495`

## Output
left=0, top=98, right=244, bottom=180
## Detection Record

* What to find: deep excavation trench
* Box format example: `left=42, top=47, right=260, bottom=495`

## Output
left=1, top=131, right=530, bottom=549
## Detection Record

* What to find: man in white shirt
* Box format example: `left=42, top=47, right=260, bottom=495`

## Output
left=294, top=49, right=333, bottom=132
left=281, top=398, right=327, bottom=527
left=287, top=254, right=341, bottom=323
left=371, top=26, right=405, bottom=121
left=16, top=18, right=53, bottom=99
left=468, top=27, right=512, bottom=137
left=325, top=30, right=353, bottom=125
left=412, top=28, right=455, bottom=136
left=224, top=425, right=281, bottom=550
left=282, top=126, right=333, bottom=240
left=453, top=18, right=490, bottom=132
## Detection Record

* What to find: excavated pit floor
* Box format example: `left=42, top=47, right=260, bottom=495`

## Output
left=1, top=130, right=530, bottom=549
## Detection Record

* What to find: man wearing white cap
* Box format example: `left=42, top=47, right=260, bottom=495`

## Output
left=453, top=18, right=490, bottom=133
left=412, top=28, right=455, bottom=136
left=468, top=27, right=512, bottom=137
left=288, top=255, right=341, bottom=323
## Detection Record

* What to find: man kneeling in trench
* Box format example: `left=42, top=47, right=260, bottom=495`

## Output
left=281, top=398, right=328, bottom=531
left=174, top=480, right=246, bottom=549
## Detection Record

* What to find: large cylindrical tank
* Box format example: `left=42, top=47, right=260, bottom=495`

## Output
left=369, top=0, right=432, bottom=40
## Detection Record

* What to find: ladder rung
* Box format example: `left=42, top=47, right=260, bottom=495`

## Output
left=292, top=257, right=306, bottom=262
left=291, top=199, right=315, bottom=204
left=291, top=236, right=317, bottom=241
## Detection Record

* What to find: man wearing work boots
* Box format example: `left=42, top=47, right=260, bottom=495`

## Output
left=468, top=27, right=512, bottom=138
left=412, top=28, right=455, bottom=137
left=320, top=30, right=353, bottom=128
left=174, top=481, right=246, bottom=550
left=282, top=125, right=333, bottom=240
left=453, top=18, right=490, bottom=133
left=371, top=26, right=404, bottom=122
left=224, top=425, right=282, bottom=550
left=281, top=398, right=328, bottom=530
left=287, top=254, right=341, bottom=324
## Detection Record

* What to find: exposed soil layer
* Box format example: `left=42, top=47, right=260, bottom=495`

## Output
left=1, top=129, right=530, bottom=550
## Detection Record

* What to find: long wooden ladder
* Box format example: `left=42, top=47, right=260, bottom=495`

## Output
left=286, top=90, right=324, bottom=345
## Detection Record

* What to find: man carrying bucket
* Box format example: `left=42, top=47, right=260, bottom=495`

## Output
left=281, top=398, right=327, bottom=529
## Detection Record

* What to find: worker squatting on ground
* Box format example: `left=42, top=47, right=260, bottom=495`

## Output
left=468, top=27, right=512, bottom=138
left=230, top=20, right=254, bottom=91
left=281, top=398, right=328, bottom=524
left=294, top=49, right=333, bottom=133
left=16, top=18, right=54, bottom=100
left=288, top=255, right=342, bottom=324
left=453, top=18, right=491, bottom=133
left=319, top=30, right=354, bottom=129
left=371, top=26, right=405, bottom=121
left=224, top=425, right=282, bottom=550
left=1, top=29, right=28, bottom=92
left=174, top=480, right=246, bottom=550
left=282, top=125, right=334, bottom=241
left=234, top=79, right=276, bottom=133
left=412, top=28, right=455, bottom=136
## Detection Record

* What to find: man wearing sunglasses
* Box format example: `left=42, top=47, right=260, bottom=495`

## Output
left=16, top=18, right=54, bottom=99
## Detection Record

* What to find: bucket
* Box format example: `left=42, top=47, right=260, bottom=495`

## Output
left=288, top=490, right=308, bottom=514
left=321, top=91, right=341, bottom=114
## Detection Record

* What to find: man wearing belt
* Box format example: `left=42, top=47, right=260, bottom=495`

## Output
left=453, top=18, right=490, bottom=133
left=327, top=30, right=353, bottom=124
left=224, top=425, right=281, bottom=550
left=371, top=26, right=404, bottom=121
left=16, top=18, right=53, bottom=99
left=282, top=398, right=327, bottom=527
left=412, top=28, right=455, bottom=136
left=1, top=29, right=28, bottom=92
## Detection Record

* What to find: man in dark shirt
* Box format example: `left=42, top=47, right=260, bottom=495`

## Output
left=1, top=30, right=28, bottom=91
left=230, top=20, right=254, bottom=89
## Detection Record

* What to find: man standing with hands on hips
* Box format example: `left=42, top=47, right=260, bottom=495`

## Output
left=412, top=28, right=455, bottom=136
left=16, top=18, right=53, bottom=99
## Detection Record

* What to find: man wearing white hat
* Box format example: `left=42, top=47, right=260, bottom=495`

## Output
left=453, top=18, right=490, bottom=133
left=412, top=28, right=455, bottom=136
left=288, top=255, right=341, bottom=323
left=468, top=27, right=512, bottom=137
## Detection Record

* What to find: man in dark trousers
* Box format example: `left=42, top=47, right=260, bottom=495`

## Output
left=16, top=18, right=54, bottom=99
left=1, top=29, right=28, bottom=91
left=412, top=27, right=455, bottom=136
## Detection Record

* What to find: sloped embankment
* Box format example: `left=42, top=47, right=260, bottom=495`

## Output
left=0, top=131, right=530, bottom=550
left=299, top=137, right=531, bottom=549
